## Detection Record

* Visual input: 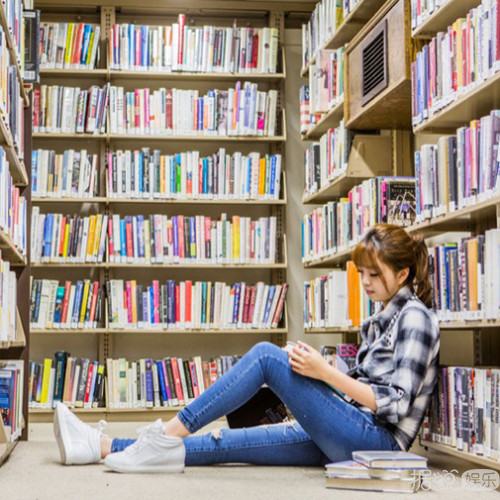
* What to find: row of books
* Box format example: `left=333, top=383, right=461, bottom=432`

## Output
left=107, top=149, right=282, bottom=201
left=304, top=263, right=377, bottom=329
left=0, top=360, right=24, bottom=442
left=31, top=210, right=107, bottom=264
left=31, top=149, right=99, bottom=198
left=308, top=47, right=345, bottom=115
left=410, top=0, right=453, bottom=31
left=429, top=230, right=500, bottom=322
left=30, top=210, right=278, bottom=265
left=38, top=22, right=101, bottom=70
left=0, top=252, right=17, bottom=342
left=424, top=366, right=500, bottom=461
left=29, top=351, right=242, bottom=410
left=414, top=110, right=500, bottom=222
left=107, top=280, right=288, bottom=331
left=31, top=278, right=288, bottom=331
left=109, top=18, right=279, bottom=74
left=106, top=214, right=278, bottom=264
left=303, top=123, right=353, bottom=197
left=4, top=0, right=22, bottom=55
left=30, top=278, right=104, bottom=331
left=0, top=148, right=27, bottom=255
left=412, top=0, right=500, bottom=126
left=301, top=177, right=416, bottom=263
left=301, top=0, right=343, bottom=71
left=33, top=82, right=279, bottom=137
left=33, top=84, right=109, bottom=135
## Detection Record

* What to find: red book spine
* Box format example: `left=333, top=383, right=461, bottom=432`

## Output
left=170, top=358, right=184, bottom=405
left=185, top=280, right=192, bottom=324
left=177, top=14, right=185, bottom=66
left=242, top=285, right=251, bottom=325
left=271, top=283, right=288, bottom=327
left=247, top=285, right=257, bottom=324
left=204, top=217, right=211, bottom=260
left=198, top=160, right=203, bottom=194
left=33, top=88, right=40, bottom=129
left=125, top=219, right=133, bottom=259
left=60, top=280, right=72, bottom=325
left=72, top=23, right=85, bottom=65
left=134, top=89, right=140, bottom=130
left=165, top=90, right=173, bottom=131
left=209, top=361, right=217, bottom=385
left=252, top=32, right=259, bottom=70
left=88, top=281, right=99, bottom=324
left=175, top=284, right=181, bottom=325
left=84, top=363, right=94, bottom=404
left=250, top=220, right=255, bottom=260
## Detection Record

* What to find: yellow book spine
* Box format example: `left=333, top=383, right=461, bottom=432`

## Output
left=456, top=20, right=463, bottom=89
left=205, top=282, right=212, bottom=326
left=258, top=157, right=266, bottom=196
left=131, top=280, right=137, bottom=324
left=40, top=358, right=52, bottom=404
left=79, top=280, right=91, bottom=324
left=86, top=216, right=96, bottom=260
left=160, top=155, right=166, bottom=195
left=232, top=216, right=240, bottom=261
left=64, top=23, right=75, bottom=66
left=62, top=220, right=70, bottom=259
left=92, top=214, right=103, bottom=259
left=85, top=31, right=95, bottom=67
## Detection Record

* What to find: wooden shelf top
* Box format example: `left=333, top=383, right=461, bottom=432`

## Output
left=302, top=170, right=366, bottom=204
left=420, top=439, right=500, bottom=471
left=300, top=0, right=386, bottom=77
left=31, top=327, right=286, bottom=335
left=413, top=69, right=500, bottom=133
left=412, top=0, right=481, bottom=39
left=0, top=227, right=27, bottom=266
left=301, top=99, right=344, bottom=141
left=0, top=4, right=28, bottom=106
left=303, top=192, right=500, bottom=268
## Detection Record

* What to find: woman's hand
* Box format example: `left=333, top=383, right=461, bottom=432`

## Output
left=288, top=340, right=331, bottom=381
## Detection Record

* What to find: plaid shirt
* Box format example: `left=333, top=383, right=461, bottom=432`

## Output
left=345, top=285, right=440, bottom=451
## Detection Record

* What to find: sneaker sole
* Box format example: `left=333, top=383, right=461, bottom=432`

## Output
left=104, top=463, right=185, bottom=474
left=53, top=404, right=72, bottom=465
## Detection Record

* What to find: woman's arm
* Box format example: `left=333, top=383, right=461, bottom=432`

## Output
left=288, top=341, right=377, bottom=411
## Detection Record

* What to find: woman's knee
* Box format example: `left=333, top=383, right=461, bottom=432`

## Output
left=249, top=341, right=282, bottom=358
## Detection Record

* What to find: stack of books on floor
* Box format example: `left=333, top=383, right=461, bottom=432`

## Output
left=325, top=450, right=429, bottom=493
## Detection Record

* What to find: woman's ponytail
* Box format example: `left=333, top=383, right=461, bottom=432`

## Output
left=411, top=233, right=433, bottom=308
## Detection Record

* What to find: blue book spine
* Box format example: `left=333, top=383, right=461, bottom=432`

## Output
left=246, top=156, right=252, bottom=197
left=128, top=24, right=135, bottom=67
left=141, top=26, right=148, bottom=67
left=43, top=214, right=54, bottom=258
left=270, top=156, right=276, bottom=197
left=137, top=215, right=145, bottom=258
left=162, top=361, right=172, bottom=402
left=262, top=285, right=275, bottom=325
left=198, top=97, right=203, bottom=132
left=53, top=286, right=65, bottom=325
left=167, top=280, right=175, bottom=325
left=138, top=152, right=144, bottom=194
left=156, top=360, right=168, bottom=405
left=145, top=359, right=154, bottom=405
left=31, top=150, right=37, bottom=194
left=232, top=283, right=240, bottom=323
left=120, top=219, right=126, bottom=260
left=203, top=158, right=208, bottom=194
left=149, top=286, right=155, bottom=325
left=142, top=291, right=148, bottom=325
left=80, top=25, right=92, bottom=65
left=33, top=281, right=42, bottom=324
left=189, top=217, right=196, bottom=258
left=172, top=216, right=179, bottom=258
left=72, top=281, right=84, bottom=324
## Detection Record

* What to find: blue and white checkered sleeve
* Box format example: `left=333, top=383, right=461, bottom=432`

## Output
left=369, top=307, right=439, bottom=425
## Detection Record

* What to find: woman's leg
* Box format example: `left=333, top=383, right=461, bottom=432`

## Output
left=112, top=421, right=329, bottom=466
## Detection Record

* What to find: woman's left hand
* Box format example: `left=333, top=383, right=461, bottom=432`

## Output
left=288, top=341, right=330, bottom=381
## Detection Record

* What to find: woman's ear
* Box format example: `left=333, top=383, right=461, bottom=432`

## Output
left=398, top=267, right=410, bottom=285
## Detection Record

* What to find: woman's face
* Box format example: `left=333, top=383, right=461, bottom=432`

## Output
left=357, top=257, right=409, bottom=306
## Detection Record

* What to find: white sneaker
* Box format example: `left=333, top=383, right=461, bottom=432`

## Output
left=104, top=419, right=185, bottom=474
left=53, top=402, right=106, bottom=465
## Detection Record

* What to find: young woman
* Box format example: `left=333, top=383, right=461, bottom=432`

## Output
left=53, top=223, right=440, bottom=473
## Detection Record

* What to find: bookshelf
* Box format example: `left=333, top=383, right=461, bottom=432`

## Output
left=301, top=99, right=344, bottom=141
left=30, top=1, right=295, bottom=419
left=0, top=0, right=31, bottom=465
left=301, top=0, right=500, bottom=471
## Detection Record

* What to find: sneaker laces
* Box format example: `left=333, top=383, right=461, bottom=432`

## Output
left=125, top=420, right=164, bottom=455
left=96, top=420, right=108, bottom=435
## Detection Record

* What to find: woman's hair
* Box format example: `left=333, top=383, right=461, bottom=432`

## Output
left=351, top=223, right=432, bottom=308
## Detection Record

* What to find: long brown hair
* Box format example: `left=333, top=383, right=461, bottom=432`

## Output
left=351, top=223, right=432, bottom=308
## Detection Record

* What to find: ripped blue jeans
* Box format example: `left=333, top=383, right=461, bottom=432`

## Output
left=110, top=342, right=402, bottom=465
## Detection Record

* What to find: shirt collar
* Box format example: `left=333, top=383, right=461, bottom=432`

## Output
left=370, top=285, right=414, bottom=332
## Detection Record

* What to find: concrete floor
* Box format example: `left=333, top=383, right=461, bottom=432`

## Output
left=1, top=421, right=499, bottom=499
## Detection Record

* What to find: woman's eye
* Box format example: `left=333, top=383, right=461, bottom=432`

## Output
left=370, top=273, right=378, bottom=278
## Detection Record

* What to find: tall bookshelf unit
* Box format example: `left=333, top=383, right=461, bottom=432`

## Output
left=29, top=0, right=296, bottom=423
left=0, top=2, right=31, bottom=464
left=301, top=0, right=500, bottom=472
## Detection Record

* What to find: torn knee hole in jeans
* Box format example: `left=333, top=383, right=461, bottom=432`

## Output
left=210, top=428, right=223, bottom=440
